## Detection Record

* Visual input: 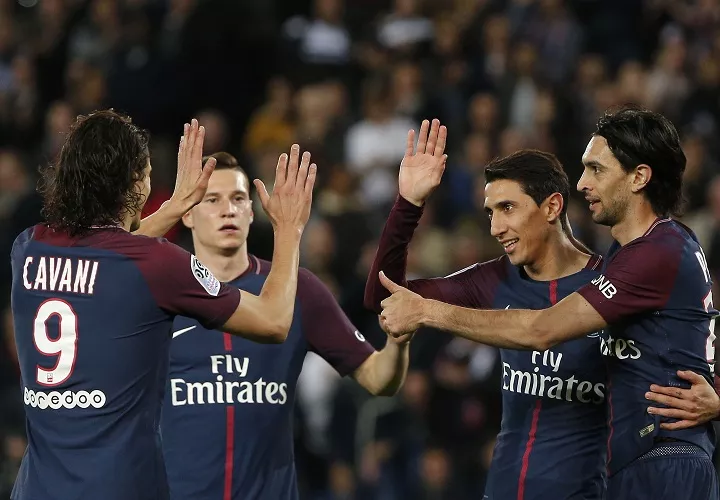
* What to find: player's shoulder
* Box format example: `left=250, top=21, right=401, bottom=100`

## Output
left=448, top=255, right=510, bottom=282
left=11, top=224, right=39, bottom=254
left=630, top=218, right=696, bottom=255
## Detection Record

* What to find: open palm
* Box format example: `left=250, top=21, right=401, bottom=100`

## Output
left=399, top=119, right=448, bottom=207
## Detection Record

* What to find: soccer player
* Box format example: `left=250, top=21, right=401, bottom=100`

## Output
left=376, top=109, right=720, bottom=499
left=149, top=151, right=410, bottom=500
left=10, top=111, right=317, bottom=500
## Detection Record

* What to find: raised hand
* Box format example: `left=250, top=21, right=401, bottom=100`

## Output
left=171, top=118, right=216, bottom=212
left=399, top=118, right=448, bottom=207
left=253, top=144, right=317, bottom=235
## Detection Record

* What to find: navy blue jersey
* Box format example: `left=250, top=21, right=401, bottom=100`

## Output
left=578, top=218, right=717, bottom=475
left=161, top=256, right=375, bottom=500
left=365, top=197, right=608, bottom=500
left=10, top=225, right=240, bottom=500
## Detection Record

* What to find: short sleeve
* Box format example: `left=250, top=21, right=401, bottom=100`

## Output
left=144, top=240, right=240, bottom=329
left=577, top=239, right=680, bottom=325
left=299, top=269, right=375, bottom=376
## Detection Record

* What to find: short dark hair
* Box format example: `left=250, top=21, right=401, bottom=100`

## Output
left=594, top=105, right=686, bottom=216
left=39, top=109, right=150, bottom=236
left=202, top=151, right=249, bottom=183
left=485, top=149, right=570, bottom=228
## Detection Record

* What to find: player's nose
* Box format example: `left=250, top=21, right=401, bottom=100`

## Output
left=490, top=216, right=506, bottom=238
left=220, top=198, right=238, bottom=216
left=577, top=171, right=590, bottom=193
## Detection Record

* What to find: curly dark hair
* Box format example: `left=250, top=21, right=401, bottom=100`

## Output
left=594, top=105, right=686, bottom=217
left=39, top=109, right=151, bottom=236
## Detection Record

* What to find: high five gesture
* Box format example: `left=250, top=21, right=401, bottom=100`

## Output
left=399, top=119, right=448, bottom=207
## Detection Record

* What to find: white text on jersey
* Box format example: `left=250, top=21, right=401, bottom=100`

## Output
left=171, top=355, right=288, bottom=406
left=502, top=348, right=605, bottom=404
left=23, top=256, right=99, bottom=295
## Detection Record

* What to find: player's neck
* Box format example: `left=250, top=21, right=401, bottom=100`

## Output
left=524, top=232, right=590, bottom=282
left=610, top=200, right=662, bottom=246
left=193, top=244, right=250, bottom=283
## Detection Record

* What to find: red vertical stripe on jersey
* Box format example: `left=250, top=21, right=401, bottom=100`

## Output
left=517, top=280, right=557, bottom=500
left=223, top=333, right=234, bottom=500
left=549, top=279, right=558, bottom=306
left=517, top=400, right=542, bottom=500
left=224, top=406, right=235, bottom=500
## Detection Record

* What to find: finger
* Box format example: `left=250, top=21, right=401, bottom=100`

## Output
left=177, top=123, right=189, bottom=161
left=193, top=126, right=206, bottom=169
left=433, top=155, right=448, bottom=183
left=198, top=157, right=216, bottom=187
left=648, top=385, right=686, bottom=398
left=677, top=370, right=706, bottom=385
left=647, top=406, right=696, bottom=420
left=253, top=179, right=270, bottom=208
left=274, top=153, right=288, bottom=190
left=285, top=144, right=301, bottom=188
left=426, top=119, right=440, bottom=156
left=434, top=125, right=447, bottom=157
left=645, top=391, right=693, bottom=411
left=405, top=129, right=415, bottom=157
left=187, top=119, right=199, bottom=165
left=379, top=271, right=401, bottom=293
left=659, top=420, right=696, bottom=431
left=416, top=119, right=430, bottom=154
left=296, top=151, right=311, bottom=188
left=305, top=163, right=317, bottom=195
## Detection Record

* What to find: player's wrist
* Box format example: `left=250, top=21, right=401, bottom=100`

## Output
left=273, top=224, right=303, bottom=243
left=399, top=193, right=425, bottom=208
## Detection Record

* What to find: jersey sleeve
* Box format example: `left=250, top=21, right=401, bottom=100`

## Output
left=365, top=196, right=499, bottom=312
left=143, top=239, right=241, bottom=329
left=576, top=239, right=680, bottom=325
left=299, top=269, right=375, bottom=376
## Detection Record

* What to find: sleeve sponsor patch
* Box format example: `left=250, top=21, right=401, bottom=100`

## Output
left=191, top=255, right=221, bottom=296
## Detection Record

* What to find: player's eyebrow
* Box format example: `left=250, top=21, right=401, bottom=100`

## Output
left=484, top=199, right=515, bottom=212
left=584, top=160, right=605, bottom=170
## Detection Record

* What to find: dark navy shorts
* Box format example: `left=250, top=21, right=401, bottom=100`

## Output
left=607, top=442, right=719, bottom=500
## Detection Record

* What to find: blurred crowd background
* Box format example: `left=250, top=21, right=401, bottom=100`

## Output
left=1, top=0, right=720, bottom=498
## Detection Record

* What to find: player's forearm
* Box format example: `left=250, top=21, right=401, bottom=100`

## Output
left=364, top=196, right=423, bottom=313
left=366, top=340, right=410, bottom=396
left=255, top=226, right=302, bottom=340
left=422, top=300, right=548, bottom=350
left=133, top=199, right=187, bottom=238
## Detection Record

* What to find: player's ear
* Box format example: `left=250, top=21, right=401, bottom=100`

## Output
left=544, top=192, right=564, bottom=224
left=181, top=209, right=194, bottom=229
left=631, top=164, right=652, bottom=193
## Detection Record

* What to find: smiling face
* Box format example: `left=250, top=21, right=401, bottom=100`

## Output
left=182, top=168, right=253, bottom=253
left=484, top=178, right=560, bottom=267
left=577, top=135, right=635, bottom=227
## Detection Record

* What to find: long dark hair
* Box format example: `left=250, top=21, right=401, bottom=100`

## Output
left=39, top=109, right=150, bottom=235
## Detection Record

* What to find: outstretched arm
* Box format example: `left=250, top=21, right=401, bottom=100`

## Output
left=377, top=272, right=607, bottom=350
left=364, top=119, right=448, bottom=312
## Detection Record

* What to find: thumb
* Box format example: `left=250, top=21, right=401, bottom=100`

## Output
left=677, top=370, right=705, bottom=385
left=253, top=179, right=270, bottom=209
left=379, top=271, right=401, bottom=293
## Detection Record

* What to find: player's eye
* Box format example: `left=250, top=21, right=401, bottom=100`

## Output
left=205, top=198, right=217, bottom=204
left=503, top=204, right=513, bottom=212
